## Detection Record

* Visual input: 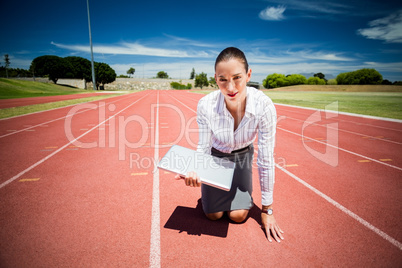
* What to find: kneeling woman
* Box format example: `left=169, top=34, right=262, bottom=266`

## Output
left=177, top=47, right=284, bottom=243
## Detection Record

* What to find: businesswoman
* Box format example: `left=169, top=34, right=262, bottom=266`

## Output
left=177, top=47, right=284, bottom=243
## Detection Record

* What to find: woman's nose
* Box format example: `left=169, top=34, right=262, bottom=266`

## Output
left=228, top=80, right=235, bottom=91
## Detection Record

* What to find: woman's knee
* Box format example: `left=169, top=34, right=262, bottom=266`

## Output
left=206, top=211, right=224, bottom=221
left=228, top=209, right=249, bottom=223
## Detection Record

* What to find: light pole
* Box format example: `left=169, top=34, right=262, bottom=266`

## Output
left=87, top=0, right=96, bottom=90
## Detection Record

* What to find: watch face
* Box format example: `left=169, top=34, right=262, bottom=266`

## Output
left=267, top=209, right=273, bottom=215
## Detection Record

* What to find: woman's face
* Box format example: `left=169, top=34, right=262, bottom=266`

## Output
left=215, top=58, right=251, bottom=106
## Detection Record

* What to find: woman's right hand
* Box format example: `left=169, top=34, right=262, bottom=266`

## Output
left=175, top=171, right=201, bottom=187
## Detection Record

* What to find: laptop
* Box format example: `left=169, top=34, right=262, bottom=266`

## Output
left=157, top=145, right=236, bottom=191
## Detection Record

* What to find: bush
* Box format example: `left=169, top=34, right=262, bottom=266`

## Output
left=263, top=73, right=306, bottom=88
left=307, top=77, right=326, bottom=85
left=286, top=74, right=307, bottom=86
left=336, top=68, right=382, bottom=85
left=382, top=79, right=392, bottom=85
left=263, top=73, right=288, bottom=88
left=171, top=82, right=192, bottom=90
left=327, top=79, right=337, bottom=85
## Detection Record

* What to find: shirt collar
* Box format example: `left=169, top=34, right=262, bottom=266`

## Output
left=245, top=87, right=256, bottom=117
left=216, top=91, right=226, bottom=114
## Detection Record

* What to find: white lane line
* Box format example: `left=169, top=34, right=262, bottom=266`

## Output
left=278, top=127, right=402, bottom=171
left=150, top=91, right=161, bottom=268
left=172, top=92, right=402, bottom=250
left=283, top=115, right=402, bottom=146
left=0, top=94, right=134, bottom=139
left=0, top=93, right=150, bottom=189
left=276, top=164, right=402, bottom=250
left=275, top=103, right=402, bottom=125
left=170, top=95, right=196, bottom=113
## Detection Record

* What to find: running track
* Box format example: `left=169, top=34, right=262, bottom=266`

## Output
left=0, top=90, right=401, bottom=267
left=0, top=92, right=115, bottom=109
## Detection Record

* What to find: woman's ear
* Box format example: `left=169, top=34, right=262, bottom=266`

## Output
left=246, top=68, right=252, bottom=82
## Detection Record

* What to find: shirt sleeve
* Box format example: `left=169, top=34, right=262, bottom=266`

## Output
left=196, top=99, right=212, bottom=155
left=257, top=101, right=277, bottom=206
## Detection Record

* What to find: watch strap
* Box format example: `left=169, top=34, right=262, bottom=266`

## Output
left=262, top=208, right=273, bottom=215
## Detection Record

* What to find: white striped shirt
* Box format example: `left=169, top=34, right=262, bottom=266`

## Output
left=197, top=86, right=277, bottom=206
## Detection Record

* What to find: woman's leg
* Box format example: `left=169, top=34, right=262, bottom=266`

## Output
left=205, top=211, right=224, bottom=221
left=228, top=209, right=249, bottom=223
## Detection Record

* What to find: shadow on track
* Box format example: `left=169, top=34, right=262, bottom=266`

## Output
left=164, top=199, right=264, bottom=238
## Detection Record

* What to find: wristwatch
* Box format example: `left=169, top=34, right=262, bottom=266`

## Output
left=262, top=208, right=273, bottom=215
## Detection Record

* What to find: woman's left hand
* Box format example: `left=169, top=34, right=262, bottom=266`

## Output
left=261, top=213, right=284, bottom=243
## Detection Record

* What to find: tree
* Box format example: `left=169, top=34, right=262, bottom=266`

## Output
left=190, top=68, right=195, bottom=79
left=382, top=79, right=392, bottom=85
left=307, top=77, right=326, bottom=85
left=195, top=72, right=208, bottom=89
left=0, top=67, right=32, bottom=78
left=4, top=54, right=10, bottom=78
left=327, top=79, right=337, bottom=85
left=286, top=74, right=307, bottom=86
left=94, top=62, right=116, bottom=90
left=64, top=56, right=92, bottom=82
left=209, top=77, right=217, bottom=88
left=157, top=71, right=168, bottom=78
left=314, top=72, right=326, bottom=82
left=127, top=67, right=135, bottom=77
left=263, top=73, right=289, bottom=88
left=30, top=55, right=73, bottom=83
left=336, top=68, right=382, bottom=85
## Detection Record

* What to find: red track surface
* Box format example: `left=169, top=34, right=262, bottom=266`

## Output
left=0, top=90, right=401, bottom=267
left=0, top=92, right=114, bottom=109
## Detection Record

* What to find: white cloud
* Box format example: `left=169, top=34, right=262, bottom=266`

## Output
left=163, top=34, right=217, bottom=48
left=288, top=50, right=355, bottom=61
left=246, top=49, right=354, bottom=64
left=259, top=6, right=286, bottom=21
left=260, top=0, right=352, bottom=18
left=362, top=61, right=402, bottom=72
left=51, top=41, right=212, bottom=58
left=357, top=10, right=402, bottom=43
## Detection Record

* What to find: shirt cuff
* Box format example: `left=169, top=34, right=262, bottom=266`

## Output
left=261, top=189, right=273, bottom=206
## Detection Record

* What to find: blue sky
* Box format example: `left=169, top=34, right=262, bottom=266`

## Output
left=1, top=0, right=402, bottom=82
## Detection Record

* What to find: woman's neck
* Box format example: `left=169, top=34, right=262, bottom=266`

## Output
left=226, top=97, right=246, bottom=130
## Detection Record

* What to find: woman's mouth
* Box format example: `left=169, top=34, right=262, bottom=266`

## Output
left=228, top=92, right=238, bottom=98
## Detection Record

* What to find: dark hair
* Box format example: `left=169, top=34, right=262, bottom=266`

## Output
left=214, top=47, right=249, bottom=73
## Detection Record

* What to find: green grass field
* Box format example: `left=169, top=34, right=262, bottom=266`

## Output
left=194, top=89, right=402, bottom=120
left=264, top=91, right=402, bottom=120
left=0, top=95, right=124, bottom=119
left=0, top=78, right=87, bottom=99
left=0, top=79, right=127, bottom=119
left=1, top=79, right=401, bottom=120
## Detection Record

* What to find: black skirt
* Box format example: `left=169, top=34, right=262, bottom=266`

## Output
left=201, top=145, right=254, bottom=214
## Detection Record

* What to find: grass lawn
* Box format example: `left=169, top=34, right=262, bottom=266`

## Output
left=192, top=89, right=402, bottom=120
left=0, top=94, right=125, bottom=119
left=264, top=91, right=402, bottom=120
left=0, top=79, right=130, bottom=119
left=0, top=78, right=88, bottom=99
